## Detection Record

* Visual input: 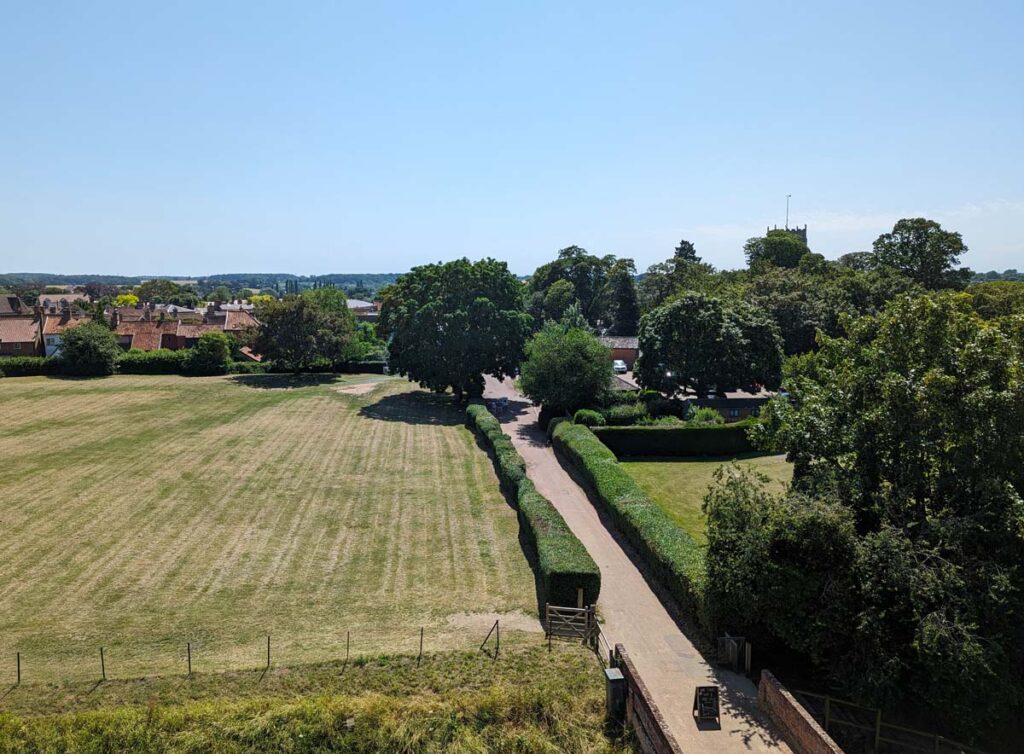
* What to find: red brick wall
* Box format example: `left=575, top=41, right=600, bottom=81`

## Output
left=0, top=340, right=41, bottom=356
left=610, top=348, right=638, bottom=369
left=614, top=644, right=683, bottom=754
left=758, top=670, right=843, bottom=754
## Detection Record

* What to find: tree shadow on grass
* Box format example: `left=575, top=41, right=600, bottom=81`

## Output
left=228, top=373, right=344, bottom=390
left=358, top=391, right=463, bottom=426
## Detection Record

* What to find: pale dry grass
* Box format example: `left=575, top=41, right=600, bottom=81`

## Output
left=0, top=374, right=540, bottom=684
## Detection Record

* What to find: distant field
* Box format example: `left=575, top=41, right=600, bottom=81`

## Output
left=0, top=374, right=539, bottom=684
left=621, top=453, right=793, bottom=544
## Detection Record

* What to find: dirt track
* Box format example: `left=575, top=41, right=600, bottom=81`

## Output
left=485, top=377, right=791, bottom=753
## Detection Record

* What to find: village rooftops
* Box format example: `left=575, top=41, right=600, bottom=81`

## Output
left=0, top=295, right=29, bottom=316
left=0, top=317, right=40, bottom=344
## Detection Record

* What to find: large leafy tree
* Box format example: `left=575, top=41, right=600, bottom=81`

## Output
left=744, top=229, right=811, bottom=270
left=378, top=258, right=531, bottom=400
left=519, top=323, right=610, bottom=413
left=58, top=321, right=121, bottom=376
left=253, top=296, right=354, bottom=372
left=745, top=292, right=1024, bottom=734
left=134, top=279, right=201, bottom=307
left=528, top=246, right=615, bottom=326
left=604, top=258, right=640, bottom=335
left=638, top=241, right=718, bottom=311
left=635, top=293, right=783, bottom=396
left=871, top=217, right=970, bottom=289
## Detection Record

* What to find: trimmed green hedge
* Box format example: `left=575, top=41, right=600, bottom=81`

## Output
left=0, top=356, right=57, bottom=377
left=466, top=403, right=601, bottom=607
left=116, top=349, right=188, bottom=374
left=551, top=421, right=709, bottom=631
left=573, top=408, right=606, bottom=427
left=592, top=421, right=756, bottom=457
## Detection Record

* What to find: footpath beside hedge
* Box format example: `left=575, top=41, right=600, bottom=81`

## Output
left=551, top=420, right=709, bottom=632
left=592, top=421, right=755, bottom=457
left=466, top=404, right=601, bottom=607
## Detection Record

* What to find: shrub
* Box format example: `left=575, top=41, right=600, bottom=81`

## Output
left=183, top=332, right=232, bottom=376
left=551, top=421, right=709, bottom=631
left=0, top=356, right=56, bottom=377
left=58, top=321, right=121, bottom=376
left=229, top=360, right=268, bottom=374
left=687, top=406, right=725, bottom=426
left=601, top=402, right=649, bottom=426
left=591, top=421, right=756, bottom=457
left=116, top=349, right=186, bottom=374
left=518, top=324, right=611, bottom=413
left=573, top=409, right=606, bottom=427
left=467, top=404, right=601, bottom=606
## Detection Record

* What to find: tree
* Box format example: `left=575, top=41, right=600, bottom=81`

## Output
left=673, top=239, right=700, bottom=262
left=529, top=246, right=615, bottom=326
left=184, top=331, right=232, bottom=375
left=749, top=292, right=1024, bottom=733
left=209, top=284, right=232, bottom=302
left=114, top=293, right=139, bottom=307
left=134, top=279, right=200, bottom=307
left=967, top=280, right=1024, bottom=319
left=519, top=324, right=610, bottom=413
left=58, top=321, right=121, bottom=376
left=253, top=296, right=354, bottom=372
left=378, top=258, right=531, bottom=400
left=604, top=259, right=640, bottom=335
left=635, top=293, right=783, bottom=397
left=744, top=230, right=811, bottom=269
left=541, top=279, right=577, bottom=322
left=871, top=217, right=969, bottom=289
left=638, top=241, right=717, bottom=311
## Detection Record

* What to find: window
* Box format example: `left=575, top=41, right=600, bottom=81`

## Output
left=728, top=408, right=739, bottom=418
left=13, top=343, right=21, bottom=352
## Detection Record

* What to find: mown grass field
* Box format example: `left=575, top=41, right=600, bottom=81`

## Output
left=0, top=374, right=540, bottom=685
left=0, top=645, right=634, bottom=753
left=621, top=453, right=793, bottom=544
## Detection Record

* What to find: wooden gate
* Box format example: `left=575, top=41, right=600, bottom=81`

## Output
left=546, top=604, right=597, bottom=644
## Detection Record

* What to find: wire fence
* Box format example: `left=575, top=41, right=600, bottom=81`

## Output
left=3, top=621, right=530, bottom=688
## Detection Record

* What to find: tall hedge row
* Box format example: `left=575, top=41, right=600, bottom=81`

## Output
left=591, top=421, right=755, bottom=457
left=551, top=421, right=709, bottom=631
left=466, top=403, right=601, bottom=607
left=0, top=357, right=57, bottom=377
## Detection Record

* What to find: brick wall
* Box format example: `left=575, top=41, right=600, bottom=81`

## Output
left=614, top=644, right=683, bottom=754
left=758, top=670, right=843, bottom=754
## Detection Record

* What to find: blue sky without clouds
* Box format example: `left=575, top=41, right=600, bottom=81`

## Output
left=1, top=1, right=1021, bottom=276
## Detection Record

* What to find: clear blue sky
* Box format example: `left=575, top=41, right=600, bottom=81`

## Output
left=1, top=1, right=1021, bottom=276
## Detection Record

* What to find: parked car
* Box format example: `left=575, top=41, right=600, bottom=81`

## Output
left=612, top=359, right=628, bottom=374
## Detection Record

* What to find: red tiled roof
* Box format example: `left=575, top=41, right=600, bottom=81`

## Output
left=115, top=321, right=177, bottom=351
left=42, top=314, right=90, bottom=335
left=176, top=323, right=222, bottom=339
left=0, top=296, right=28, bottom=316
left=0, top=317, right=40, bottom=344
left=224, top=310, right=258, bottom=331
left=239, top=346, right=263, bottom=362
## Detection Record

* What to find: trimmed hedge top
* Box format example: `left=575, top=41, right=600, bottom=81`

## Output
left=591, top=421, right=755, bottom=457
left=551, top=421, right=709, bottom=632
left=466, top=403, right=601, bottom=607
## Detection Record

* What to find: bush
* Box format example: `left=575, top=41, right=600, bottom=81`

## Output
left=687, top=406, right=725, bottom=425
left=0, top=356, right=56, bottom=377
left=116, top=349, right=187, bottom=374
left=551, top=421, right=709, bottom=631
left=572, top=409, right=606, bottom=427
left=229, top=360, right=268, bottom=374
left=467, top=404, right=601, bottom=606
left=58, top=321, right=121, bottom=377
left=591, top=421, right=756, bottom=457
left=183, top=332, right=232, bottom=376
left=601, top=402, right=649, bottom=426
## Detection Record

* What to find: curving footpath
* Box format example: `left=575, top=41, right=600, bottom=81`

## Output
left=484, top=377, right=791, bottom=753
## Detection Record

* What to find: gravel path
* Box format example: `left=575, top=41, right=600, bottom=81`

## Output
left=485, top=377, right=792, bottom=753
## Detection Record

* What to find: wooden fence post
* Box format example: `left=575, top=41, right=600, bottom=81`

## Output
left=495, top=619, right=500, bottom=658
left=823, top=696, right=831, bottom=732
left=16, top=652, right=20, bottom=685
left=187, top=642, right=192, bottom=675
left=418, top=627, right=423, bottom=666
left=266, top=635, right=271, bottom=669
left=346, top=631, right=350, bottom=664
left=100, top=647, right=106, bottom=681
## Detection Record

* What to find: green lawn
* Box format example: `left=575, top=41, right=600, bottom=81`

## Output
left=0, top=374, right=539, bottom=685
left=621, top=453, right=793, bottom=544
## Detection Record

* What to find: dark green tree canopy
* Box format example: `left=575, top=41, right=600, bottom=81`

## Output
left=529, top=246, right=614, bottom=326
left=871, top=217, right=970, bottom=289
left=134, top=279, right=201, bottom=307
left=744, top=230, right=811, bottom=270
left=378, top=258, right=531, bottom=400
left=253, top=295, right=354, bottom=372
left=604, top=258, right=640, bottom=336
left=184, top=331, right=232, bottom=375
left=519, top=323, right=610, bottom=413
left=635, top=293, right=783, bottom=396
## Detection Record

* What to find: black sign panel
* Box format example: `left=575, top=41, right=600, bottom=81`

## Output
left=692, top=685, right=720, bottom=722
